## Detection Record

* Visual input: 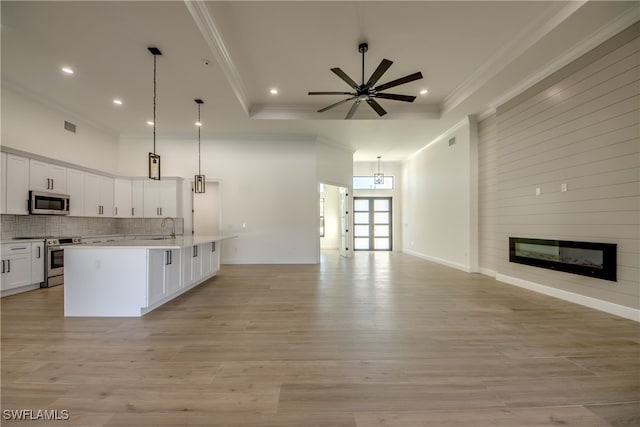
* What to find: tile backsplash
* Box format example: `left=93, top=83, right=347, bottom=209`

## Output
left=1, top=215, right=184, bottom=239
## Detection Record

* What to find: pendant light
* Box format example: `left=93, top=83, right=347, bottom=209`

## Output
left=148, top=47, right=162, bottom=180
left=194, top=99, right=205, bottom=193
left=374, top=156, right=384, bottom=184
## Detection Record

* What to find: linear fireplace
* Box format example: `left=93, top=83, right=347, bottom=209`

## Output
left=509, top=237, right=617, bottom=282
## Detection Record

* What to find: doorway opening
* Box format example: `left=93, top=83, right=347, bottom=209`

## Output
left=192, top=180, right=221, bottom=235
left=319, top=183, right=351, bottom=259
left=353, top=197, right=392, bottom=251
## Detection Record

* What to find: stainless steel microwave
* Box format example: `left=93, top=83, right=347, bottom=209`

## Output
left=28, top=191, right=70, bottom=215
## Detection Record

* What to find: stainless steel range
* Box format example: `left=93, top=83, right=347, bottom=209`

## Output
left=45, top=237, right=82, bottom=287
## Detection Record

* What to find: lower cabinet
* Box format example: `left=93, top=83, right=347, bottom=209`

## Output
left=1, top=243, right=34, bottom=292
left=148, top=249, right=181, bottom=306
left=182, top=243, right=218, bottom=288
left=31, top=241, right=45, bottom=285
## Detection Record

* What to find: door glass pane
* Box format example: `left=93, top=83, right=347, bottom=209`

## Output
left=373, top=199, right=389, bottom=211
left=374, top=212, right=389, bottom=224
left=354, top=212, right=369, bottom=224
left=374, top=238, right=390, bottom=250
left=354, top=225, right=369, bottom=237
left=354, top=199, right=369, bottom=211
left=354, top=238, right=370, bottom=250
left=374, top=225, right=389, bottom=237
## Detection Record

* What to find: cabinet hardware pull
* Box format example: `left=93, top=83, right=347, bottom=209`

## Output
left=212, top=242, right=215, bottom=252
left=132, top=208, right=134, bottom=216
left=1, top=260, right=4, bottom=274
left=7, top=259, right=10, bottom=273
left=11, top=247, right=27, bottom=251
left=51, top=178, right=54, bottom=189
left=115, top=207, right=118, bottom=215
left=37, top=246, right=41, bottom=258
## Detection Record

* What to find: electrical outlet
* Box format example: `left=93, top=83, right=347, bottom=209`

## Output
left=561, top=183, right=568, bottom=192
left=536, top=187, right=541, bottom=196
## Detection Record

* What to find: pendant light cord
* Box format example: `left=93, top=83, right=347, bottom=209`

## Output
left=198, top=104, right=201, bottom=175
left=153, top=54, right=157, bottom=155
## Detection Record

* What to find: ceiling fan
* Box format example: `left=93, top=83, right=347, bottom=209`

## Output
left=309, top=42, right=423, bottom=119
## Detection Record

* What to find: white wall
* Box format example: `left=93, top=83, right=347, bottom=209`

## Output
left=117, top=134, right=350, bottom=264
left=401, top=118, right=477, bottom=271
left=1, top=85, right=119, bottom=173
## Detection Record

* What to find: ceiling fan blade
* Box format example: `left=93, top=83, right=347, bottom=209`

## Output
left=309, top=91, right=354, bottom=95
left=366, top=98, right=387, bottom=116
left=331, top=67, right=359, bottom=90
left=345, top=100, right=361, bottom=120
left=374, top=71, right=423, bottom=92
left=366, top=59, right=393, bottom=88
left=317, top=96, right=356, bottom=113
left=375, top=93, right=417, bottom=103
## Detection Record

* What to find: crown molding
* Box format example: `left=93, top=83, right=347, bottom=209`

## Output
left=249, top=103, right=440, bottom=120
left=184, top=0, right=250, bottom=115
left=441, top=1, right=587, bottom=116
left=489, top=5, right=640, bottom=110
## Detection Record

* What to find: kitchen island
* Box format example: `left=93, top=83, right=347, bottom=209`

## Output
left=64, top=235, right=235, bottom=317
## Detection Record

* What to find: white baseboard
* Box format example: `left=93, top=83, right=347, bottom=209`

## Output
left=496, top=273, right=640, bottom=322
left=479, top=267, right=497, bottom=278
left=403, top=249, right=471, bottom=273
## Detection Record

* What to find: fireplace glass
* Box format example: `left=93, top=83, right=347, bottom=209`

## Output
left=509, top=237, right=616, bottom=281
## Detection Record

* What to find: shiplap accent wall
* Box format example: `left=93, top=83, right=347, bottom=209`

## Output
left=478, top=114, right=497, bottom=275
left=493, top=23, right=639, bottom=312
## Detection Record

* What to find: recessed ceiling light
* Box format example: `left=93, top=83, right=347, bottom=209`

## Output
left=270, top=88, right=278, bottom=95
left=146, top=121, right=154, bottom=126
left=113, top=99, right=123, bottom=105
left=195, top=121, right=202, bottom=127
left=61, top=67, right=74, bottom=75
left=420, top=89, right=429, bottom=95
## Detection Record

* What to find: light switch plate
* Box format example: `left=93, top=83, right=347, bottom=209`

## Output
left=536, top=187, right=541, bottom=196
left=561, top=183, right=568, bottom=192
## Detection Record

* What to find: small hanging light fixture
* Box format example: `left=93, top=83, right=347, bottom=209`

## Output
left=194, top=99, right=205, bottom=193
left=148, top=47, right=162, bottom=180
left=374, top=156, right=384, bottom=184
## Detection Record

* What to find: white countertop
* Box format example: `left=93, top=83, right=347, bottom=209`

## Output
left=1, top=238, right=45, bottom=244
left=68, top=235, right=236, bottom=249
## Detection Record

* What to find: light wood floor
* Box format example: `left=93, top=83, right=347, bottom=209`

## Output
left=2, top=251, right=639, bottom=426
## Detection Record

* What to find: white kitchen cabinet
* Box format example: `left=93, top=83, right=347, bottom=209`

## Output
left=202, top=241, right=218, bottom=278
left=66, top=168, right=85, bottom=216
left=31, top=241, right=45, bottom=285
left=84, top=173, right=114, bottom=217
left=182, top=244, right=203, bottom=287
left=148, top=249, right=180, bottom=306
left=132, top=180, right=144, bottom=218
left=29, top=159, right=67, bottom=193
left=114, top=178, right=132, bottom=218
left=2, top=154, right=30, bottom=215
left=1, top=243, right=32, bottom=291
left=143, top=178, right=182, bottom=218
left=183, top=243, right=218, bottom=287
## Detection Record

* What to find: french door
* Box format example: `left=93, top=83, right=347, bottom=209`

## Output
left=353, top=197, right=392, bottom=251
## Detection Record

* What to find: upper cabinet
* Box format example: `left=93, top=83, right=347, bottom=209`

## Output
left=84, top=173, right=114, bottom=217
left=114, top=178, right=132, bottom=218
left=2, top=154, right=29, bottom=215
left=131, top=180, right=144, bottom=218
left=66, top=168, right=85, bottom=216
left=143, top=178, right=182, bottom=218
left=29, top=159, right=67, bottom=193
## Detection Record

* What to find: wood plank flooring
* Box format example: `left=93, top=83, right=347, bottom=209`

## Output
left=2, top=251, right=639, bottom=426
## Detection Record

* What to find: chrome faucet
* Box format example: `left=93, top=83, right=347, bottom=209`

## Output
left=161, top=217, right=176, bottom=239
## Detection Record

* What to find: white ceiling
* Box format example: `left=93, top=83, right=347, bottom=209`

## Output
left=2, top=1, right=638, bottom=161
